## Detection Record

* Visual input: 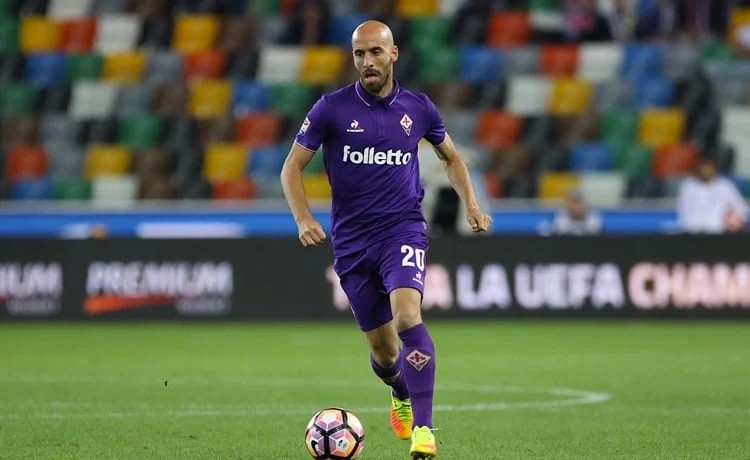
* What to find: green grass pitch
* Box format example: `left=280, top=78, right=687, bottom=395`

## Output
left=0, top=321, right=748, bottom=459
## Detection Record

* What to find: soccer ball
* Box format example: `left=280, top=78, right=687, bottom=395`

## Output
left=305, top=408, right=365, bottom=459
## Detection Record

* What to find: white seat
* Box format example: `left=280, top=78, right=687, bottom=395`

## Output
left=257, top=46, right=303, bottom=84
left=578, top=43, right=623, bottom=83
left=69, top=82, right=118, bottom=119
left=48, top=0, right=94, bottom=19
left=721, top=106, right=750, bottom=175
left=92, top=175, right=137, bottom=205
left=506, top=76, right=551, bottom=115
left=579, top=172, right=625, bottom=207
left=94, top=14, right=141, bottom=53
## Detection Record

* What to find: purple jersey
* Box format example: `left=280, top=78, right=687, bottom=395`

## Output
left=295, top=81, right=446, bottom=256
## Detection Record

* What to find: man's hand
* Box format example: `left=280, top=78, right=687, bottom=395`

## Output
left=466, top=207, right=492, bottom=233
left=297, top=219, right=327, bottom=246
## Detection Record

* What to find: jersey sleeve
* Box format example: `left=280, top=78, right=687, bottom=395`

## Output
left=421, top=93, right=446, bottom=146
left=294, top=96, right=329, bottom=152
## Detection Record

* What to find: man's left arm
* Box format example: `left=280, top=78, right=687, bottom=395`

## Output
left=432, top=133, right=492, bottom=232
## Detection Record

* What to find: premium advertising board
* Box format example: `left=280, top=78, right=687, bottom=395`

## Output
left=1, top=236, right=748, bottom=320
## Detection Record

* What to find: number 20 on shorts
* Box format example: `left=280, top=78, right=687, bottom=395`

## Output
left=400, top=245, right=425, bottom=270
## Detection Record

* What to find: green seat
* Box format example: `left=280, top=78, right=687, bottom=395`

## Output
left=271, top=84, right=315, bottom=118
left=0, top=0, right=12, bottom=17
left=0, top=17, right=18, bottom=52
left=613, top=142, right=652, bottom=177
left=250, top=0, right=280, bottom=17
left=418, top=45, right=458, bottom=84
left=600, top=109, right=638, bottom=144
left=529, top=0, right=560, bottom=11
left=66, top=53, right=103, bottom=82
left=54, top=177, right=91, bottom=200
left=410, top=16, right=451, bottom=55
left=0, top=83, right=36, bottom=117
left=118, top=114, right=163, bottom=150
left=306, top=149, right=325, bottom=174
left=701, top=41, right=733, bottom=61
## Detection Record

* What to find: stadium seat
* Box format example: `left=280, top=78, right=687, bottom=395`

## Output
left=569, top=142, right=614, bottom=172
left=0, top=17, right=19, bottom=53
left=652, top=143, right=698, bottom=180
left=303, top=172, right=331, bottom=200
left=0, top=83, right=36, bottom=117
left=60, top=18, right=97, bottom=52
left=12, top=178, right=53, bottom=200
left=66, top=53, right=103, bottom=81
left=425, top=81, right=470, bottom=109
left=118, top=114, right=163, bottom=149
left=203, top=143, right=248, bottom=182
left=184, top=49, right=227, bottom=81
left=172, top=14, right=220, bottom=53
left=114, top=84, right=152, bottom=115
left=506, top=76, right=550, bottom=115
left=395, top=0, right=437, bottom=18
left=577, top=43, right=622, bottom=83
left=69, top=81, right=117, bottom=119
left=409, top=16, right=451, bottom=55
left=418, top=44, right=458, bottom=84
left=144, top=50, right=183, bottom=84
left=621, top=43, right=663, bottom=82
left=212, top=177, right=256, bottom=200
left=487, top=12, right=531, bottom=48
left=102, top=51, right=145, bottom=83
left=188, top=78, right=231, bottom=118
left=270, top=83, right=315, bottom=118
left=20, top=17, right=61, bottom=53
left=475, top=110, right=522, bottom=149
left=540, top=44, right=578, bottom=77
left=258, top=46, right=302, bottom=84
left=441, top=109, right=477, bottom=146
left=600, top=109, right=638, bottom=145
left=195, top=114, right=233, bottom=146
left=728, top=8, right=750, bottom=49
left=720, top=106, right=750, bottom=175
left=661, top=42, right=699, bottom=79
left=539, top=172, right=580, bottom=201
left=232, top=80, right=271, bottom=116
left=634, top=77, right=675, bottom=109
left=84, top=144, right=132, bottom=178
left=548, top=78, right=592, bottom=116
left=47, top=142, right=85, bottom=177
left=94, top=15, right=141, bottom=53
left=329, top=13, right=369, bottom=47
left=25, top=53, right=67, bottom=87
left=138, top=174, right=176, bottom=199
left=637, top=108, right=686, bottom=149
left=2, top=115, right=39, bottom=148
left=220, top=17, right=255, bottom=54
left=614, top=143, right=652, bottom=177
left=299, top=46, right=345, bottom=85
left=48, top=0, right=94, bottom=19
left=486, top=144, right=533, bottom=179
left=248, top=145, right=286, bottom=177
left=579, top=172, right=625, bottom=207
left=91, top=175, right=138, bottom=204
left=503, top=46, right=540, bottom=76
left=152, top=82, right=188, bottom=116
left=53, top=177, right=91, bottom=200
left=701, top=40, right=732, bottom=61
left=557, top=112, right=599, bottom=147
left=41, top=114, right=81, bottom=145
left=458, top=46, right=502, bottom=84
left=134, top=147, right=170, bottom=178
left=236, top=113, right=281, bottom=147
left=6, top=145, right=48, bottom=181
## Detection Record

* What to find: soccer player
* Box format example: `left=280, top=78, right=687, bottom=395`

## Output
left=280, top=21, right=492, bottom=459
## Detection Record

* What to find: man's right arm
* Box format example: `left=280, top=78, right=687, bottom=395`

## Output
left=280, top=143, right=327, bottom=246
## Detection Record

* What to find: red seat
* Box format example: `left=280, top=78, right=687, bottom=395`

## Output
left=6, top=145, right=48, bottom=181
left=540, top=45, right=579, bottom=77
left=652, top=143, right=698, bottom=179
left=487, top=12, right=531, bottom=48
left=236, top=113, right=281, bottom=147
left=60, top=18, right=96, bottom=53
left=212, top=177, right=257, bottom=200
left=184, top=50, right=227, bottom=81
left=476, top=110, right=523, bottom=149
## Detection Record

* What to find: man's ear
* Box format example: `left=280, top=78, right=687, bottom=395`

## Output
left=392, top=44, right=399, bottom=63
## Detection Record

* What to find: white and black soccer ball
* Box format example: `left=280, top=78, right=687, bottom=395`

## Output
left=305, top=408, right=365, bottom=460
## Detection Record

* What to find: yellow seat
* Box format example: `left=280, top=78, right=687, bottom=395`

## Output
left=299, top=46, right=345, bottom=85
left=189, top=79, right=231, bottom=118
left=539, top=172, right=581, bottom=202
left=637, top=108, right=685, bottom=149
left=303, top=173, right=332, bottom=200
left=548, top=78, right=592, bottom=116
left=395, top=0, right=438, bottom=18
left=102, top=51, right=146, bottom=83
left=172, top=14, right=220, bottom=53
left=21, top=17, right=61, bottom=52
left=84, top=144, right=132, bottom=178
left=728, top=8, right=750, bottom=48
left=203, top=143, right=248, bottom=183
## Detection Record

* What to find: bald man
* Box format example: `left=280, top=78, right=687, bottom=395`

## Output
left=281, top=21, right=491, bottom=459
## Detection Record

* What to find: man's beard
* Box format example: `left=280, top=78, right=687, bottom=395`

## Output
left=360, top=68, right=391, bottom=95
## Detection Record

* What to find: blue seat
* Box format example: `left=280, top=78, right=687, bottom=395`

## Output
left=25, top=53, right=67, bottom=87
left=329, top=13, right=369, bottom=47
left=249, top=145, right=286, bottom=178
left=634, top=77, right=674, bottom=109
left=12, top=178, right=53, bottom=200
left=232, top=80, right=271, bottom=117
left=620, top=43, right=662, bottom=81
left=570, top=142, right=615, bottom=172
left=458, top=46, right=502, bottom=84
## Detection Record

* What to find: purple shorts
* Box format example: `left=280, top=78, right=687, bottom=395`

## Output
left=333, top=231, right=428, bottom=332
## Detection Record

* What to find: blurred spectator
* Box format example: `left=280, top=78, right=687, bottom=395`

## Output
left=636, top=0, right=679, bottom=40
left=598, top=0, right=639, bottom=42
left=677, top=155, right=748, bottom=234
left=677, top=0, right=727, bottom=39
left=564, top=0, right=613, bottom=42
left=280, top=0, right=331, bottom=45
left=539, top=189, right=603, bottom=235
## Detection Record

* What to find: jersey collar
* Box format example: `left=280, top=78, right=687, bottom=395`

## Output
left=354, top=80, right=401, bottom=107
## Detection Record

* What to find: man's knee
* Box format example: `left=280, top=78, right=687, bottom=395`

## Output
left=390, top=288, right=423, bottom=331
left=371, top=340, right=399, bottom=367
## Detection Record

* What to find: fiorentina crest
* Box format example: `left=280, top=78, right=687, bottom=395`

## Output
left=400, top=114, right=412, bottom=136
left=406, top=349, right=431, bottom=371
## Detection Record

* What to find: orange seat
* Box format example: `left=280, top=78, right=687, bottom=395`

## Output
left=236, top=113, right=282, bottom=147
left=189, top=79, right=231, bottom=118
left=540, top=45, right=579, bottom=77
left=638, top=108, right=685, bottom=149
left=476, top=110, right=523, bottom=149
left=172, top=14, right=220, bottom=53
left=203, top=143, right=248, bottom=182
left=21, top=17, right=61, bottom=52
left=6, top=145, right=48, bottom=181
left=184, top=50, right=227, bottom=81
left=484, top=172, right=503, bottom=199
left=212, top=177, right=257, bottom=200
left=487, top=12, right=530, bottom=48
left=395, top=0, right=438, bottom=18
left=60, top=18, right=96, bottom=52
left=102, top=51, right=146, bottom=83
left=84, top=144, right=132, bottom=178
left=539, top=172, right=581, bottom=201
left=652, top=143, right=698, bottom=180
left=299, top=46, right=345, bottom=85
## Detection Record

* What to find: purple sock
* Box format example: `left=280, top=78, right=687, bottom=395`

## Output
left=398, top=323, right=435, bottom=428
left=370, top=354, right=409, bottom=400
